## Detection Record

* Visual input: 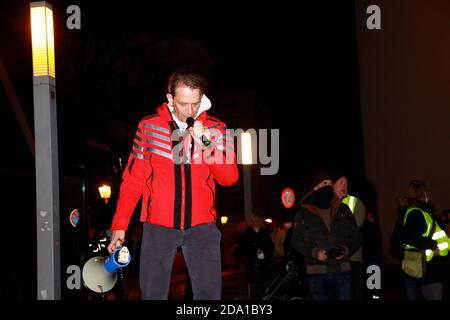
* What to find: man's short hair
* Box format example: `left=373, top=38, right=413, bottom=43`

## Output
left=166, top=70, right=207, bottom=97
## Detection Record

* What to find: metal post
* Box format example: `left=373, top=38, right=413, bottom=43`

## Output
left=240, top=131, right=255, bottom=226
left=31, top=1, right=60, bottom=300
left=34, top=77, right=60, bottom=300
left=243, top=165, right=252, bottom=225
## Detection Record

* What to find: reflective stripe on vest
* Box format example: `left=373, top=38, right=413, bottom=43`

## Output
left=342, top=195, right=357, bottom=214
left=403, top=207, right=450, bottom=262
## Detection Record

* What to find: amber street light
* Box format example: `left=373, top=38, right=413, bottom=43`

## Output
left=31, top=1, right=60, bottom=300
left=220, top=216, right=229, bottom=225
left=98, top=185, right=112, bottom=203
left=31, top=2, right=55, bottom=78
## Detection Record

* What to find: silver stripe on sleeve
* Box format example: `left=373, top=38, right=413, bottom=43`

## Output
left=216, top=144, right=234, bottom=151
left=145, top=130, right=171, bottom=142
left=147, top=147, right=172, bottom=160
left=143, top=122, right=170, bottom=134
left=208, top=123, right=221, bottom=130
left=147, top=139, right=171, bottom=150
left=131, top=150, right=145, bottom=160
left=133, top=142, right=144, bottom=152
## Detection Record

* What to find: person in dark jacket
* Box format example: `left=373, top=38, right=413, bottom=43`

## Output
left=238, top=213, right=275, bottom=299
left=291, top=172, right=361, bottom=300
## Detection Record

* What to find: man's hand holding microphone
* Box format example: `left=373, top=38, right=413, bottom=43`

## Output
left=187, top=117, right=211, bottom=150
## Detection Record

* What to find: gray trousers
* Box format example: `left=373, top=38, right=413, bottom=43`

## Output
left=139, top=222, right=222, bottom=300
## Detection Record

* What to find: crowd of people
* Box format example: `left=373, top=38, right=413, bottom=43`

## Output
left=234, top=170, right=382, bottom=300
left=233, top=173, right=450, bottom=301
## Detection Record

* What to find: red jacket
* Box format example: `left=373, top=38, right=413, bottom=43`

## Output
left=111, top=103, right=239, bottom=230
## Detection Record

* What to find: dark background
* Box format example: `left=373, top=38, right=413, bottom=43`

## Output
left=0, top=0, right=364, bottom=299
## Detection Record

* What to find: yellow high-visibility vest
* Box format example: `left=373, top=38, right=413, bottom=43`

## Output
left=403, top=207, right=450, bottom=261
left=342, top=195, right=357, bottom=214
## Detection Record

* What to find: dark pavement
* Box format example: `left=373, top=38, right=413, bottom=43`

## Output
left=118, top=264, right=414, bottom=301
left=122, top=268, right=248, bottom=301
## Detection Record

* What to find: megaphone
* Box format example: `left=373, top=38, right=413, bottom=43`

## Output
left=82, top=245, right=131, bottom=294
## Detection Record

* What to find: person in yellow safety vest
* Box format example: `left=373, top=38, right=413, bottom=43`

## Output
left=399, top=179, right=450, bottom=300
left=403, top=207, right=449, bottom=261
left=333, top=174, right=366, bottom=300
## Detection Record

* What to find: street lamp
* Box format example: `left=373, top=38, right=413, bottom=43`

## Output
left=220, top=216, right=229, bottom=225
left=241, top=132, right=255, bottom=225
left=31, top=2, right=55, bottom=78
left=98, top=185, right=112, bottom=203
left=30, top=1, right=60, bottom=300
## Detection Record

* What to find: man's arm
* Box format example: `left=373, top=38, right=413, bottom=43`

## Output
left=108, top=121, right=152, bottom=251
left=343, top=206, right=362, bottom=254
left=291, top=210, right=315, bottom=258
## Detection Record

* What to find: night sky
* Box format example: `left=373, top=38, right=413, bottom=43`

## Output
left=0, top=1, right=363, bottom=298
left=1, top=0, right=364, bottom=198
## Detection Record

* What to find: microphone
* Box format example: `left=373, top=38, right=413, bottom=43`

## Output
left=186, top=117, right=211, bottom=146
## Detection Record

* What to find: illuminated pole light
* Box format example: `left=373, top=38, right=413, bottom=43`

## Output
left=220, top=216, right=229, bottom=225
left=31, top=1, right=60, bottom=300
left=264, top=218, right=273, bottom=224
left=240, top=132, right=253, bottom=225
left=98, top=185, right=112, bottom=203
left=241, top=132, right=253, bottom=165
left=31, top=2, right=55, bottom=78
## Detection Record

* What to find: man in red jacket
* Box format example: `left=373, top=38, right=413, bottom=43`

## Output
left=107, top=70, right=239, bottom=299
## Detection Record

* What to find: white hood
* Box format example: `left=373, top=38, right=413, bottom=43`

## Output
left=195, top=94, right=212, bottom=119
